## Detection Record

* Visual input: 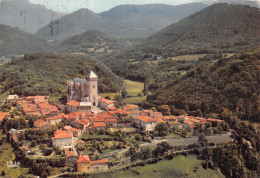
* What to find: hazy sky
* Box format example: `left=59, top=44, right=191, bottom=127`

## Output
left=28, top=0, right=207, bottom=13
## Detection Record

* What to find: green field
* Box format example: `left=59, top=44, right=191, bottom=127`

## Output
left=93, top=155, right=224, bottom=178
left=99, top=80, right=146, bottom=104
left=124, top=80, right=144, bottom=97
left=123, top=80, right=146, bottom=104
left=99, top=92, right=120, bottom=99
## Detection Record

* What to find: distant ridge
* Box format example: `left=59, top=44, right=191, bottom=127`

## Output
left=125, top=3, right=260, bottom=57
left=46, top=30, right=134, bottom=56
left=0, top=24, right=48, bottom=56
left=35, top=3, right=208, bottom=40
left=0, top=0, right=64, bottom=33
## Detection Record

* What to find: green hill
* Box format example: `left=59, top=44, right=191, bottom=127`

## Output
left=100, top=3, right=260, bottom=81
left=0, top=24, right=48, bottom=57
left=47, top=30, right=136, bottom=57
left=0, top=53, right=123, bottom=104
left=106, top=3, right=260, bottom=63
left=146, top=48, right=260, bottom=122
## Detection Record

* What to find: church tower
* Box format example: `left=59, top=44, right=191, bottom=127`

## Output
left=85, top=70, right=98, bottom=106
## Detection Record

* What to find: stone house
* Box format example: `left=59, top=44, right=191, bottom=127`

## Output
left=77, top=155, right=109, bottom=172
left=88, top=122, right=106, bottom=134
left=6, top=95, right=19, bottom=104
left=94, top=118, right=117, bottom=128
left=135, top=116, right=157, bottom=131
left=45, top=114, right=63, bottom=125
left=167, top=121, right=183, bottom=130
left=66, top=151, right=78, bottom=167
left=52, top=130, right=73, bottom=147
left=99, top=98, right=115, bottom=111
left=64, top=126, right=81, bottom=137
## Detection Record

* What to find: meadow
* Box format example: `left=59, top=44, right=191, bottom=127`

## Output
left=99, top=80, right=146, bottom=104
left=92, top=155, right=224, bottom=178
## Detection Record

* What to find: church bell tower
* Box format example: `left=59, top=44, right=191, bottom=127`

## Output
left=85, top=70, right=98, bottom=106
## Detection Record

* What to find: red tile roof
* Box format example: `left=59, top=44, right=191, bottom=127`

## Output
left=168, top=121, right=181, bottom=125
left=90, top=159, right=109, bottom=164
left=64, top=126, right=80, bottom=132
left=100, top=98, right=114, bottom=105
left=190, top=119, right=201, bottom=124
left=95, top=118, right=117, bottom=123
left=68, top=112, right=81, bottom=119
left=207, top=118, right=222, bottom=123
left=38, top=122, right=50, bottom=128
left=0, top=112, right=10, bottom=121
left=45, top=114, right=63, bottom=121
left=108, top=107, right=117, bottom=111
left=66, top=100, right=79, bottom=107
left=52, top=130, right=73, bottom=139
left=66, top=151, right=76, bottom=158
left=21, top=146, right=28, bottom=150
left=153, top=117, right=164, bottom=124
left=92, top=122, right=106, bottom=128
left=77, top=155, right=90, bottom=163
left=136, top=116, right=156, bottom=123
left=77, top=140, right=84, bottom=144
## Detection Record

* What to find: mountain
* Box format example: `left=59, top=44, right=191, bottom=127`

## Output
left=0, top=24, right=48, bottom=56
left=99, top=3, right=208, bottom=37
left=0, top=0, right=64, bottom=33
left=0, top=53, right=123, bottom=104
left=45, top=30, right=137, bottom=57
left=206, top=0, right=260, bottom=8
left=118, top=3, right=260, bottom=59
left=35, top=3, right=208, bottom=41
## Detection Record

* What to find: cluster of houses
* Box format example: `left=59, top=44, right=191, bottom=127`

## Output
left=0, top=71, right=223, bottom=173
left=1, top=93, right=223, bottom=173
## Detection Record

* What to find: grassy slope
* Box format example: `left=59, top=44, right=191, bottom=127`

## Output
left=93, top=155, right=224, bottom=178
left=99, top=79, right=146, bottom=104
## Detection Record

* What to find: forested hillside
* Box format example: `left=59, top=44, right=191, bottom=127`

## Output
left=47, top=30, right=136, bottom=57
left=0, top=53, right=123, bottom=104
left=0, top=24, right=48, bottom=56
left=146, top=48, right=260, bottom=122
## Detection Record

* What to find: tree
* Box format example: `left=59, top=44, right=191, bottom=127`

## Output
left=193, top=130, right=199, bottom=136
left=114, top=95, right=123, bottom=106
left=1, top=170, right=6, bottom=176
left=105, top=96, right=111, bottom=100
left=182, top=130, right=187, bottom=138
left=198, top=133, right=208, bottom=143
left=154, top=123, right=169, bottom=136
left=121, top=88, right=128, bottom=98
left=196, top=109, right=203, bottom=117
left=41, top=171, right=48, bottom=178
left=159, top=105, right=171, bottom=116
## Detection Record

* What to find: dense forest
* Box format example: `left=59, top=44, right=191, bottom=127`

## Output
left=0, top=53, right=123, bottom=104
left=146, top=48, right=259, bottom=122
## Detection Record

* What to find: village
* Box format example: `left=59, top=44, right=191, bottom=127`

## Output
left=0, top=71, right=232, bottom=175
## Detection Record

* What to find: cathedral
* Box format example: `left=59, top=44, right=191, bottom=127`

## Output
left=67, top=70, right=99, bottom=106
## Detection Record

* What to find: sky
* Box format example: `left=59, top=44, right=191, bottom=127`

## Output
left=27, top=0, right=207, bottom=13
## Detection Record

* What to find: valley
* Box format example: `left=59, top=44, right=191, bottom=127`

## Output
left=0, top=1, right=259, bottom=178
